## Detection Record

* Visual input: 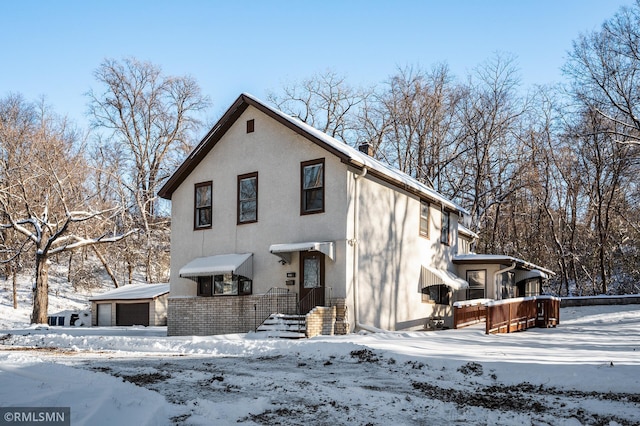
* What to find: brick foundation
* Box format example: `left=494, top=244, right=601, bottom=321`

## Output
left=168, top=295, right=349, bottom=337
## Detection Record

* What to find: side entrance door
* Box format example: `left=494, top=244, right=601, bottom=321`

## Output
left=299, top=251, right=325, bottom=314
left=97, top=303, right=112, bottom=326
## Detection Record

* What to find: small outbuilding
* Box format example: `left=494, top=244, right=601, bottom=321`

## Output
left=89, top=284, right=169, bottom=326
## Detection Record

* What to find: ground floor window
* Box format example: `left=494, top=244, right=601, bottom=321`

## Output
left=466, top=269, right=486, bottom=300
left=197, top=274, right=252, bottom=296
left=421, top=284, right=451, bottom=305
left=516, top=278, right=540, bottom=297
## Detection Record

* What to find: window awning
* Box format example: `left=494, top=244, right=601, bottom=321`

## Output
left=269, top=241, right=335, bottom=264
left=420, top=266, right=469, bottom=290
left=179, top=253, right=253, bottom=280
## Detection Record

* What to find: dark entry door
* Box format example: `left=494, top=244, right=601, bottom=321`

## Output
left=116, top=303, right=150, bottom=326
left=299, top=251, right=325, bottom=314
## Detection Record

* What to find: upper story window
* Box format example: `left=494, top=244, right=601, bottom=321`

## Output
left=419, top=200, right=430, bottom=238
left=238, top=172, right=258, bottom=224
left=440, top=209, right=450, bottom=245
left=194, top=181, right=212, bottom=229
left=301, top=158, right=324, bottom=214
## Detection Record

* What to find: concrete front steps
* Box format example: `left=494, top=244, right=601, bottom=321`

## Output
left=255, top=313, right=306, bottom=339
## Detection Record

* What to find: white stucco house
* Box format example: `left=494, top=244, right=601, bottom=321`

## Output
left=158, top=93, right=553, bottom=336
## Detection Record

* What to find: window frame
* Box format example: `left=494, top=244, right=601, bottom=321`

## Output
left=197, top=274, right=252, bottom=297
left=419, top=200, right=430, bottom=238
left=194, top=181, right=212, bottom=230
left=197, top=276, right=213, bottom=297
left=440, top=208, right=450, bottom=245
left=421, top=284, right=451, bottom=305
left=466, top=269, right=486, bottom=300
left=237, top=172, right=258, bottom=224
left=300, top=158, right=325, bottom=215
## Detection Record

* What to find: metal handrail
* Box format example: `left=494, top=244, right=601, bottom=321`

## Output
left=297, top=286, right=332, bottom=315
left=253, top=287, right=295, bottom=332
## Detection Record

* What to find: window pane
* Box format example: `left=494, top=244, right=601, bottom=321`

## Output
left=240, top=178, right=256, bottom=199
left=304, top=188, right=323, bottom=211
left=303, top=164, right=323, bottom=189
left=303, top=257, right=320, bottom=288
left=196, top=185, right=211, bottom=208
left=441, top=211, right=450, bottom=243
left=420, top=201, right=429, bottom=236
left=239, top=176, right=257, bottom=222
left=239, top=200, right=257, bottom=222
left=197, top=207, right=211, bottom=227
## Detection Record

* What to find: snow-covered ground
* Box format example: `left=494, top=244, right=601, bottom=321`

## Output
left=1, top=275, right=639, bottom=425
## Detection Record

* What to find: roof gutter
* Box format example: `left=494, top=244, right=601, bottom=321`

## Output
left=494, top=262, right=516, bottom=300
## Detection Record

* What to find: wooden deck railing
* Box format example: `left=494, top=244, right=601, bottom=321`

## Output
left=453, top=296, right=560, bottom=334
left=453, top=299, right=489, bottom=329
left=486, top=296, right=560, bottom=334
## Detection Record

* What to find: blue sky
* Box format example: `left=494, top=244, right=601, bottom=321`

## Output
left=1, top=0, right=634, bottom=128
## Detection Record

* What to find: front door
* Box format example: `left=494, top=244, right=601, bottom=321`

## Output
left=299, top=251, right=325, bottom=314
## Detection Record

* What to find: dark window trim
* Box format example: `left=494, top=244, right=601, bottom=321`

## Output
left=197, top=274, right=253, bottom=297
left=440, top=208, right=450, bottom=245
left=246, top=119, right=255, bottom=133
left=419, top=200, right=430, bottom=238
left=300, top=158, right=325, bottom=215
left=194, top=181, right=212, bottom=230
left=421, top=284, right=451, bottom=305
left=237, top=172, right=258, bottom=225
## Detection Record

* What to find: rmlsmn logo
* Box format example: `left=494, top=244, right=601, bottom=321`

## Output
left=0, top=407, right=70, bottom=426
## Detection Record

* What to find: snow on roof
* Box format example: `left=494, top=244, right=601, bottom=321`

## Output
left=89, top=284, right=169, bottom=301
left=453, top=253, right=555, bottom=276
left=457, top=224, right=478, bottom=239
left=240, top=93, right=468, bottom=214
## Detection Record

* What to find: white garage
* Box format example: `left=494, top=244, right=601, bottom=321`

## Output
left=90, top=284, right=169, bottom=327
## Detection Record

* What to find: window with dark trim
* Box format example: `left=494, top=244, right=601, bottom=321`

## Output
left=197, top=276, right=213, bottom=296
left=421, top=285, right=450, bottom=305
left=194, top=181, right=212, bottom=229
left=301, top=158, right=325, bottom=214
left=419, top=200, right=430, bottom=238
left=246, top=119, right=255, bottom=133
left=466, top=269, right=486, bottom=300
left=196, top=274, right=253, bottom=296
left=237, top=172, right=258, bottom=224
left=440, top=209, right=450, bottom=245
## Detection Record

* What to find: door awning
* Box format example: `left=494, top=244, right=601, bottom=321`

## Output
left=269, top=241, right=335, bottom=264
left=420, top=266, right=469, bottom=290
left=179, top=253, right=253, bottom=280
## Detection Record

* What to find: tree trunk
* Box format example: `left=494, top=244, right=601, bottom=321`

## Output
left=12, top=264, right=17, bottom=309
left=32, top=254, right=49, bottom=324
left=92, top=246, right=119, bottom=288
left=67, top=251, right=73, bottom=283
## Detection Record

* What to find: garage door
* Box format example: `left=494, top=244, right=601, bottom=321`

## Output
left=116, top=303, right=149, bottom=326
left=97, top=303, right=112, bottom=326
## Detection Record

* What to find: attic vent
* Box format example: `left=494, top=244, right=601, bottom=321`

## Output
left=246, top=119, right=255, bottom=133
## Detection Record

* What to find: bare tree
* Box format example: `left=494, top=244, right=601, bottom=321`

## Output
left=366, top=64, right=464, bottom=191
left=268, top=70, right=369, bottom=143
left=0, top=97, right=136, bottom=323
left=453, top=53, right=528, bottom=252
left=565, top=1, right=640, bottom=147
left=87, top=57, right=209, bottom=282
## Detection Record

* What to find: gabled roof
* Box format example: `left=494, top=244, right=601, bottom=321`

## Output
left=158, top=93, right=467, bottom=215
left=89, top=283, right=170, bottom=301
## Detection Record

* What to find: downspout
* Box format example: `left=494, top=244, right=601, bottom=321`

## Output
left=493, top=262, right=516, bottom=300
left=352, top=166, right=380, bottom=333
